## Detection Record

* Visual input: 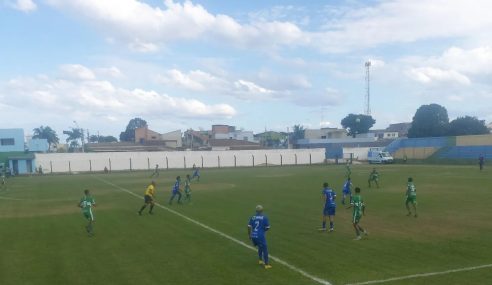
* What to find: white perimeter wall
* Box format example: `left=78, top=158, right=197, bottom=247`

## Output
left=35, top=149, right=325, bottom=173
left=343, top=147, right=370, bottom=161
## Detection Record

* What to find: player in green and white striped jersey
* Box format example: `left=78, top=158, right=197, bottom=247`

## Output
left=347, top=187, right=367, bottom=240
left=79, top=189, right=96, bottom=236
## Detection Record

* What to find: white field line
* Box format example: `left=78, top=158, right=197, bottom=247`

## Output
left=0, top=196, right=27, bottom=201
left=97, top=177, right=332, bottom=285
left=344, top=264, right=492, bottom=285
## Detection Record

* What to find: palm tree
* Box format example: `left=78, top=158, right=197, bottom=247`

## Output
left=33, top=126, right=59, bottom=152
left=63, top=128, right=84, bottom=152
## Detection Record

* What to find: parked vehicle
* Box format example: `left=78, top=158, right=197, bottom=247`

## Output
left=368, top=148, right=394, bottom=164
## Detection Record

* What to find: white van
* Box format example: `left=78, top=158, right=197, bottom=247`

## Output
left=368, top=148, right=394, bottom=164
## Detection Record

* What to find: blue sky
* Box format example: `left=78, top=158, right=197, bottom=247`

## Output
left=1, top=0, right=492, bottom=139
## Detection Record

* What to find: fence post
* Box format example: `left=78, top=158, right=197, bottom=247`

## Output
left=280, top=154, right=283, bottom=166
left=295, top=154, right=297, bottom=165
left=184, top=156, right=187, bottom=169
left=109, top=158, right=112, bottom=172
left=69, top=161, right=71, bottom=173
left=310, top=153, right=312, bottom=165
left=89, top=160, right=92, bottom=172
left=129, top=158, right=132, bottom=171
left=50, top=161, right=53, bottom=174
left=218, top=156, right=220, bottom=168
left=147, top=157, right=150, bottom=170
left=166, top=157, right=169, bottom=170
left=252, top=155, right=255, bottom=167
left=234, top=155, right=237, bottom=167
left=201, top=156, right=204, bottom=168
left=265, top=154, right=268, bottom=167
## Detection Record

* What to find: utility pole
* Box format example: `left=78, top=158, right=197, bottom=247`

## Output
left=365, top=61, right=371, bottom=116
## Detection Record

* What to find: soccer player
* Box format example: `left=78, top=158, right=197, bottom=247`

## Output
left=248, top=205, right=272, bottom=269
left=345, top=162, right=352, bottom=179
left=191, top=167, right=200, bottom=182
left=319, top=182, right=336, bottom=232
left=347, top=187, right=367, bottom=240
left=183, top=174, right=192, bottom=203
left=79, top=189, right=96, bottom=236
left=405, top=177, right=418, bottom=217
left=368, top=168, right=379, bottom=188
left=1, top=174, right=6, bottom=191
left=168, top=176, right=182, bottom=205
left=150, top=164, right=159, bottom=178
left=138, top=181, right=156, bottom=215
left=479, top=155, right=484, bottom=171
left=341, top=178, right=352, bottom=205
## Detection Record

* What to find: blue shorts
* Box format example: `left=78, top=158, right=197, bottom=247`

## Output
left=323, top=207, right=336, bottom=216
left=343, top=190, right=351, bottom=195
left=252, top=237, right=266, bottom=247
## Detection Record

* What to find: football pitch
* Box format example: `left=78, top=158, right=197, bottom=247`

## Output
left=0, top=164, right=491, bottom=285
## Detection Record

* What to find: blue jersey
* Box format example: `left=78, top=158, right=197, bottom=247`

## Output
left=172, top=180, right=180, bottom=193
left=193, top=169, right=200, bottom=176
left=322, top=187, right=336, bottom=208
left=248, top=214, right=270, bottom=240
left=342, top=180, right=352, bottom=194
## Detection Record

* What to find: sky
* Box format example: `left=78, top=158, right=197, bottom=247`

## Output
left=1, top=0, right=492, bottom=140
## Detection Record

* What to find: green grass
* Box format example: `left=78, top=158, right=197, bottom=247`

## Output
left=0, top=164, right=491, bottom=285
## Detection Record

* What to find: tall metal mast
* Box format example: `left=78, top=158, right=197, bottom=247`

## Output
left=365, top=61, right=371, bottom=116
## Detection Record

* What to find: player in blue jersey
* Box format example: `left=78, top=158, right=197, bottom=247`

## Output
left=191, top=167, right=200, bottom=182
left=248, top=205, right=272, bottom=269
left=319, top=182, right=336, bottom=232
left=341, top=178, right=352, bottom=205
left=168, top=176, right=182, bottom=205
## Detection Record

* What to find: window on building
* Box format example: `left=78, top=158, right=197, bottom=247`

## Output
left=321, top=136, right=327, bottom=139
left=1, top=138, right=15, bottom=146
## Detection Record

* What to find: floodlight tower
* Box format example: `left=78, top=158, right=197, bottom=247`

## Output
left=364, top=61, right=371, bottom=116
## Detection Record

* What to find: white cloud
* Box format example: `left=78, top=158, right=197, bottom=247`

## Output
left=158, top=69, right=228, bottom=92
left=314, top=0, right=492, bottom=52
left=293, top=87, right=344, bottom=107
left=45, top=0, right=308, bottom=52
left=404, top=46, right=492, bottom=85
left=408, top=67, right=471, bottom=85
left=157, top=68, right=279, bottom=100
left=432, top=46, right=492, bottom=75
left=60, top=64, right=96, bottom=80
left=1, top=64, right=237, bottom=121
left=95, top=66, right=124, bottom=79
left=234, top=80, right=275, bottom=96
left=8, top=0, right=37, bottom=12
left=128, top=39, right=159, bottom=53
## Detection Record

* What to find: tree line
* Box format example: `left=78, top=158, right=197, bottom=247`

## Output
left=30, top=104, right=489, bottom=152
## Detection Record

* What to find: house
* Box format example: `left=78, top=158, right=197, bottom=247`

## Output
left=209, top=139, right=261, bottom=151
left=27, top=138, right=49, bottom=152
left=365, top=130, right=399, bottom=140
left=134, top=126, right=182, bottom=148
left=212, top=124, right=256, bottom=142
left=0, top=129, right=37, bottom=175
left=304, top=128, right=347, bottom=140
left=386, top=122, right=412, bottom=138
left=0, top=128, right=24, bottom=152
left=254, top=131, right=288, bottom=148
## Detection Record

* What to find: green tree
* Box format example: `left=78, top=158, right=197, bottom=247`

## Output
left=63, top=128, right=84, bottom=151
left=408, top=104, right=449, bottom=138
left=341, top=114, right=376, bottom=137
left=447, top=116, right=489, bottom=136
left=32, top=126, right=59, bottom=152
left=292, top=125, right=305, bottom=141
left=89, top=135, right=118, bottom=143
left=120, top=118, right=148, bottom=142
